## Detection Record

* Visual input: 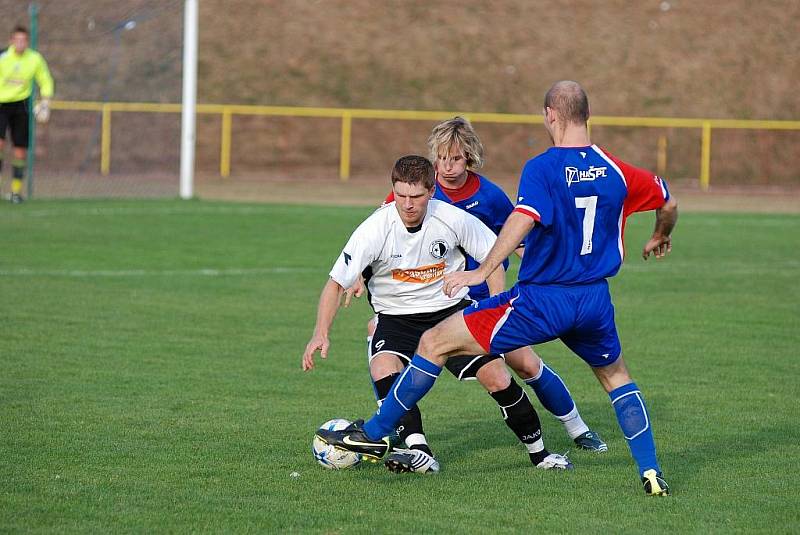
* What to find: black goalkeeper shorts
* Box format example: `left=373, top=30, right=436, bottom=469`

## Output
left=0, top=100, right=30, bottom=148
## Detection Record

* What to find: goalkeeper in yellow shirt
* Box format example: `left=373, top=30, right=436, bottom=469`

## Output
left=0, top=25, right=53, bottom=203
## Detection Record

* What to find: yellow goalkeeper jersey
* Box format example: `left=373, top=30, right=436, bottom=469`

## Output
left=0, top=46, right=53, bottom=103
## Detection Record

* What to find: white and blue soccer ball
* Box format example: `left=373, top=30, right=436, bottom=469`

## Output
left=312, top=418, right=362, bottom=470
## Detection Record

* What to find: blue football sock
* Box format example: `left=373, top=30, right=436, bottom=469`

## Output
left=363, top=354, right=441, bottom=440
left=524, top=362, right=575, bottom=418
left=610, top=382, right=661, bottom=476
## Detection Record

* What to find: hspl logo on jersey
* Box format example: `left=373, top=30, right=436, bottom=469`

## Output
left=565, top=166, right=608, bottom=187
left=429, top=240, right=448, bottom=259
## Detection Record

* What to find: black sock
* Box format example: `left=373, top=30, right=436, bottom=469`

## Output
left=373, top=373, right=399, bottom=401
left=489, top=379, right=548, bottom=464
left=528, top=450, right=550, bottom=466
left=374, top=372, right=426, bottom=447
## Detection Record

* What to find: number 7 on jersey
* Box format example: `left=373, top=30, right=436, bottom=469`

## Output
left=575, top=196, right=598, bottom=255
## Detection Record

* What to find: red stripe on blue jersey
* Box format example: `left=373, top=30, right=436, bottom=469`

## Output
left=463, top=302, right=511, bottom=353
left=512, top=205, right=541, bottom=221
left=595, top=146, right=670, bottom=250
left=598, top=148, right=670, bottom=217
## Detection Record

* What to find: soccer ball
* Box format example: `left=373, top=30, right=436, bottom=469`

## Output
left=312, top=418, right=362, bottom=470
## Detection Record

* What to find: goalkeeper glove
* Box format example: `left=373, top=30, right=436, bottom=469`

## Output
left=34, top=99, right=50, bottom=123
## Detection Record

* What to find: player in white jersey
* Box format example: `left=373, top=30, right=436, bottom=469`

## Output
left=330, top=198, right=492, bottom=315
left=303, top=155, right=571, bottom=473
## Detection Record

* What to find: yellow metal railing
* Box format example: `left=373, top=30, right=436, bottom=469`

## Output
left=50, top=101, right=800, bottom=190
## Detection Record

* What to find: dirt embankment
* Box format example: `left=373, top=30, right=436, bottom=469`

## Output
left=3, top=0, right=798, bottom=192
left=194, top=172, right=800, bottom=214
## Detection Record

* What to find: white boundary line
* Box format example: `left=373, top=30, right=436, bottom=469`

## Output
left=1, top=206, right=301, bottom=218
left=0, top=267, right=320, bottom=277
left=619, top=260, right=798, bottom=273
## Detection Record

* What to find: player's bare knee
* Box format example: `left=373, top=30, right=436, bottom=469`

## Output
left=507, top=347, right=541, bottom=379
left=593, top=355, right=632, bottom=393
left=369, top=353, right=405, bottom=381
left=476, top=360, right=512, bottom=392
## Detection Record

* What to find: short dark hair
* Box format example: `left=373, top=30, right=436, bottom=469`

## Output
left=391, top=155, right=435, bottom=189
left=544, top=81, right=590, bottom=125
left=12, top=25, right=29, bottom=36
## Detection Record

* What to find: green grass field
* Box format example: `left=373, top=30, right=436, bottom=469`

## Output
left=1, top=199, right=798, bottom=533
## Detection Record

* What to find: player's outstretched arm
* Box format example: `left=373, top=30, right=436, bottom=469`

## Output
left=642, top=197, right=678, bottom=260
left=443, top=211, right=535, bottom=297
left=302, top=278, right=345, bottom=371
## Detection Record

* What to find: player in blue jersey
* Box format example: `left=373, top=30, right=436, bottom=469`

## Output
left=317, top=81, right=679, bottom=496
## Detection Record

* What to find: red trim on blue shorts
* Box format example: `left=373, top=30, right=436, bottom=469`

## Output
left=463, top=303, right=511, bottom=353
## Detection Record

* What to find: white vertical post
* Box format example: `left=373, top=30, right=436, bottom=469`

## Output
left=180, top=0, right=198, bottom=199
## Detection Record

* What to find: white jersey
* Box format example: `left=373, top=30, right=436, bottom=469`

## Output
left=329, top=199, right=498, bottom=315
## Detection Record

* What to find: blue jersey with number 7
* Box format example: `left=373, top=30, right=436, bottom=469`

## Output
left=513, top=144, right=670, bottom=285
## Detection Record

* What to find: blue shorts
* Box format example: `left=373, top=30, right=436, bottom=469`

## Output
left=462, top=280, right=621, bottom=367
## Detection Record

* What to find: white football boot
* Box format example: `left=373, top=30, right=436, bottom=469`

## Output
left=384, top=448, right=440, bottom=474
left=535, top=452, right=574, bottom=470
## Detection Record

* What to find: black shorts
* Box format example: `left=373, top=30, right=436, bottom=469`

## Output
left=368, top=300, right=502, bottom=381
left=0, top=100, right=30, bottom=148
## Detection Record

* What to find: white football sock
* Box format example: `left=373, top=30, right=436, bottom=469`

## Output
left=557, top=406, right=590, bottom=439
